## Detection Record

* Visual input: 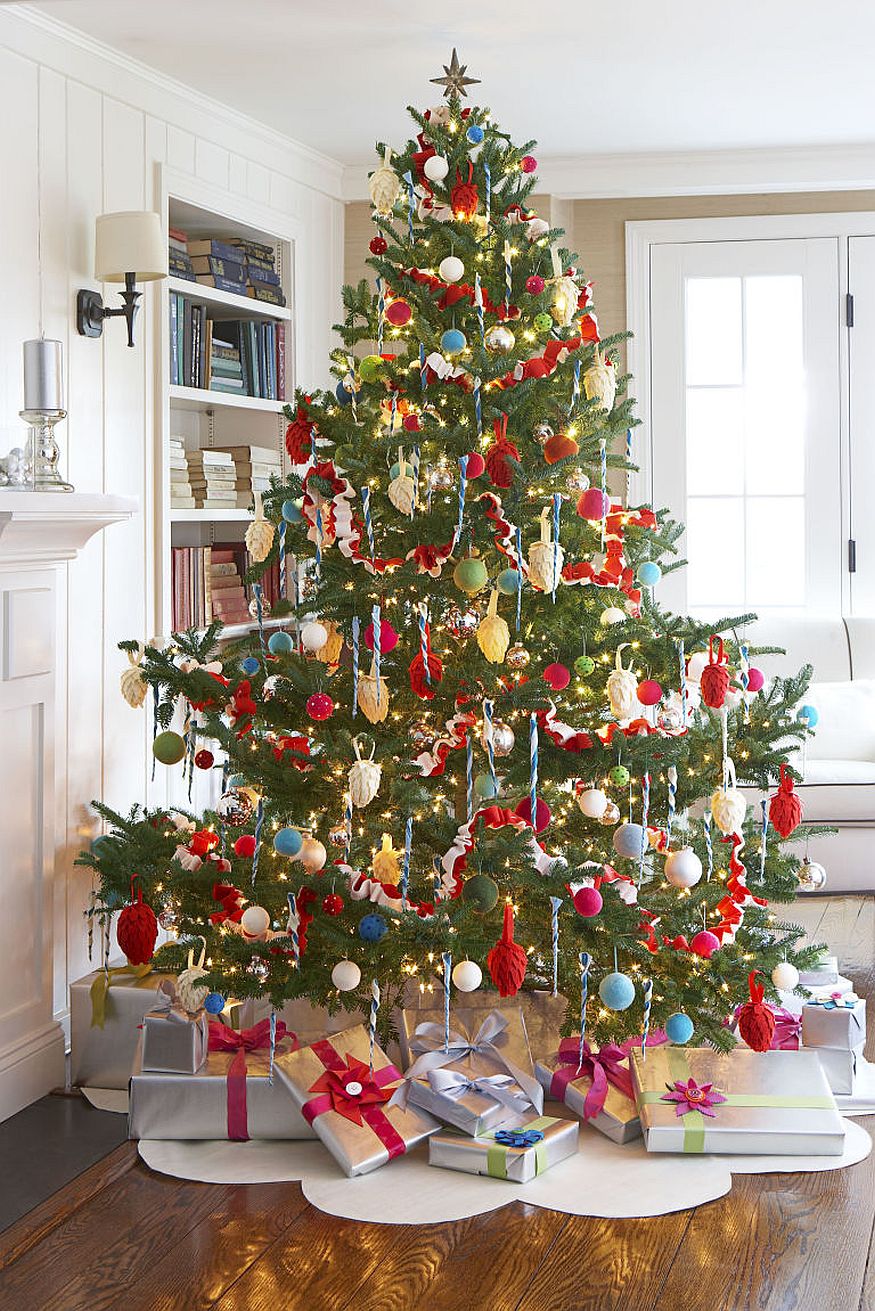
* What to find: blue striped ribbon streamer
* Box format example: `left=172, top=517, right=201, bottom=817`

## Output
left=345, top=791, right=353, bottom=860
left=638, top=772, right=650, bottom=887
left=484, top=163, right=491, bottom=225
left=503, top=240, right=512, bottom=314
left=483, top=699, right=497, bottom=792
left=360, top=487, right=376, bottom=563
left=515, top=527, right=523, bottom=632
left=550, top=896, right=562, bottom=996
left=419, top=341, right=427, bottom=393
left=369, top=980, right=380, bottom=1075
left=454, top=454, right=468, bottom=549
left=552, top=493, right=561, bottom=602
left=474, top=377, right=482, bottom=439
left=268, top=1011, right=277, bottom=1085
left=286, top=891, right=299, bottom=965
left=704, top=810, right=713, bottom=879
left=401, top=816, right=412, bottom=904
left=760, top=799, right=768, bottom=882
left=278, top=521, right=286, bottom=599
left=418, top=603, right=431, bottom=686
left=578, top=953, right=591, bottom=1067
left=571, top=359, right=580, bottom=412
left=474, top=273, right=485, bottom=343
left=314, top=506, right=323, bottom=581
left=442, top=952, right=452, bottom=1053
left=253, top=582, right=267, bottom=660
left=403, top=170, right=415, bottom=242
left=372, top=602, right=381, bottom=697
left=625, top=428, right=633, bottom=505
left=678, top=639, right=687, bottom=726
left=376, top=275, right=384, bottom=353
left=641, top=977, right=653, bottom=1061
left=251, top=799, right=264, bottom=885
left=466, top=732, right=474, bottom=823
left=529, top=712, right=539, bottom=826
left=412, top=444, right=420, bottom=508
left=351, top=615, right=360, bottom=715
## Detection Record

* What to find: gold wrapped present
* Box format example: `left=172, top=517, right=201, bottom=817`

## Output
left=428, top=1115, right=578, bottom=1183
left=535, top=1037, right=642, bottom=1144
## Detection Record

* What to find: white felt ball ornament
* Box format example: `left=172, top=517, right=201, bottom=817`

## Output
left=613, top=822, right=646, bottom=860
left=687, top=650, right=709, bottom=682
left=771, top=961, right=800, bottom=990
left=300, top=836, right=327, bottom=873
left=439, top=255, right=464, bottom=283
left=424, top=154, right=450, bottom=183
left=600, top=607, right=626, bottom=627
left=664, top=847, right=703, bottom=889
left=240, top=904, right=271, bottom=939
left=332, top=960, right=362, bottom=992
left=301, top=621, right=328, bottom=653
left=577, top=788, right=608, bottom=819
left=452, top=960, right=483, bottom=992
left=607, top=645, right=638, bottom=721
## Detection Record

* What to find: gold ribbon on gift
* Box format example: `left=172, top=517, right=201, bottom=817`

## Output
left=89, top=963, right=153, bottom=1029
left=484, top=1115, right=558, bottom=1180
left=639, top=1047, right=834, bottom=1153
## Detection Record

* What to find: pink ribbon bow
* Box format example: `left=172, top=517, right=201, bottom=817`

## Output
left=769, top=1007, right=802, bottom=1050
left=206, top=1019, right=296, bottom=1142
left=550, top=1031, right=667, bottom=1119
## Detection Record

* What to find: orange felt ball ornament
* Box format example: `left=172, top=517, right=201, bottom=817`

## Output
left=700, top=635, right=730, bottom=709
left=737, top=971, right=776, bottom=1052
left=486, top=903, right=528, bottom=997
left=769, top=762, right=803, bottom=838
left=117, top=875, right=158, bottom=966
left=543, top=432, right=579, bottom=465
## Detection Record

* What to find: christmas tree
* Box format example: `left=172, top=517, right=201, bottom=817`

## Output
left=82, top=55, right=827, bottom=1048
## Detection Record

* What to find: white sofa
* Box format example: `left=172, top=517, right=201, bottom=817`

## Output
left=742, top=618, right=875, bottom=894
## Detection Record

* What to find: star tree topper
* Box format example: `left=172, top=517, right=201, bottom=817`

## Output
left=430, top=49, right=480, bottom=100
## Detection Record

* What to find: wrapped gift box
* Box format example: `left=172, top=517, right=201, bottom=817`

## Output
left=404, top=1067, right=533, bottom=1136
left=399, top=1004, right=542, bottom=1114
left=275, top=1025, right=439, bottom=1177
left=141, top=1003, right=209, bottom=1075
left=71, top=963, right=178, bottom=1089
left=129, top=1021, right=315, bottom=1140
left=801, top=995, right=866, bottom=1049
left=799, top=954, right=840, bottom=987
left=813, top=1043, right=865, bottom=1096
left=535, top=1037, right=642, bottom=1144
left=631, top=1046, right=845, bottom=1155
left=428, top=1115, right=579, bottom=1183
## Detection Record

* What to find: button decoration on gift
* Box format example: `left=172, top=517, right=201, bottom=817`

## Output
left=494, top=1128, right=545, bottom=1148
left=660, top=1077, right=727, bottom=1118
left=812, top=991, right=859, bottom=1010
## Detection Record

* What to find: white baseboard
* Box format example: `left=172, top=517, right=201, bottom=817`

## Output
left=0, top=1021, right=66, bottom=1122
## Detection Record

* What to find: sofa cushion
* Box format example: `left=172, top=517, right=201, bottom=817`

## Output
left=800, top=679, right=875, bottom=761
left=796, top=758, right=875, bottom=822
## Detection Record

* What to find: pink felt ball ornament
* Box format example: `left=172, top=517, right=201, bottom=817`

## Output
left=637, top=679, right=663, bottom=706
left=520, top=155, right=538, bottom=173
left=573, top=885, right=603, bottom=917
left=464, top=451, right=486, bottom=479
left=385, top=299, right=412, bottom=326
left=306, top=692, right=334, bottom=722
left=544, top=663, right=571, bottom=691
left=364, top=619, right=399, bottom=653
left=747, top=667, right=765, bottom=692
left=577, top=488, right=611, bottom=521
left=526, top=274, right=546, bottom=295
left=514, top=795, right=552, bottom=833
left=690, top=930, right=721, bottom=959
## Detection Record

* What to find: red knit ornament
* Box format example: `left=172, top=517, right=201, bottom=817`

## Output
left=769, top=762, right=803, bottom=838
left=450, top=163, right=479, bottom=220
left=700, top=635, right=730, bottom=709
left=485, top=414, right=520, bottom=489
left=486, top=903, right=528, bottom=997
left=737, top=970, right=776, bottom=1052
left=285, top=399, right=315, bottom=465
left=408, top=624, right=443, bottom=700
left=116, top=876, right=158, bottom=966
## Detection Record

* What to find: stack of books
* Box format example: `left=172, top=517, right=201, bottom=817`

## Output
left=188, top=238, right=249, bottom=296
left=208, top=544, right=250, bottom=626
left=170, top=437, right=194, bottom=508
left=187, top=449, right=237, bottom=509
left=168, top=227, right=195, bottom=281
left=210, top=338, right=244, bottom=394
left=170, top=542, right=285, bottom=629
left=210, top=319, right=285, bottom=400
left=169, top=294, right=209, bottom=388
left=227, top=238, right=286, bottom=307
left=211, top=443, right=282, bottom=508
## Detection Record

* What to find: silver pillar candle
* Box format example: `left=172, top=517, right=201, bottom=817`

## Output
left=23, top=338, right=64, bottom=412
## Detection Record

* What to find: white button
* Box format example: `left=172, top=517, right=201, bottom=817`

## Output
left=345, top=1080, right=363, bottom=1096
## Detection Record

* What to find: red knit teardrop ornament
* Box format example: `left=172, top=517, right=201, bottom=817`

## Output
left=485, top=414, right=520, bottom=489
left=285, top=400, right=315, bottom=465
left=769, top=762, right=803, bottom=838
left=486, top=903, right=528, bottom=997
left=700, top=635, right=730, bottom=709
left=737, top=970, right=776, bottom=1052
left=408, top=626, right=443, bottom=701
left=116, top=875, right=158, bottom=966
left=450, top=163, right=478, bottom=220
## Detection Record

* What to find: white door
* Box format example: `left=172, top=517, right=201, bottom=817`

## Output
left=848, top=237, right=875, bottom=616
left=649, top=238, right=842, bottom=619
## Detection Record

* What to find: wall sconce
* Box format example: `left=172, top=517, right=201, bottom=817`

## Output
left=77, top=211, right=166, bottom=347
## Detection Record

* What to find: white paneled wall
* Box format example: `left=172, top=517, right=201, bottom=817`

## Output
left=0, top=5, right=344, bottom=1110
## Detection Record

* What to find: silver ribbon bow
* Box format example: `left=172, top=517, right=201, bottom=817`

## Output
left=426, top=1067, right=532, bottom=1115
left=401, top=1009, right=544, bottom=1114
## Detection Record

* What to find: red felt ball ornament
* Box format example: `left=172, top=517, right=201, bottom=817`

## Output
left=737, top=970, right=776, bottom=1052
left=514, top=795, right=552, bottom=833
left=769, top=762, right=803, bottom=838
left=464, top=451, right=486, bottom=479
left=746, top=666, right=765, bottom=692
left=116, top=876, right=158, bottom=966
left=526, top=274, right=546, bottom=295
left=543, top=663, right=571, bottom=691
left=450, top=163, right=479, bottom=220
left=486, top=903, right=528, bottom=997
left=385, top=299, right=412, bottom=326
left=306, top=692, right=334, bottom=722
left=402, top=413, right=422, bottom=433
left=233, top=834, right=257, bottom=858
left=690, top=930, right=721, bottom=959
left=637, top=679, right=663, bottom=706
left=572, top=885, right=603, bottom=917
left=322, top=893, right=345, bottom=916
left=369, top=235, right=388, bottom=255
left=700, top=635, right=730, bottom=709
left=577, top=488, right=611, bottom=521
left=364, top=619, right=398, bottom=653
left=520, top=155, right=538, bottom=173
left=194, top=749, right=214, bottom=770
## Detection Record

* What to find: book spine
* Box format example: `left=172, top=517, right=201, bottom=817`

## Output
left=247, top=266, right=281, bottom=287
left=198, top=274, right=248, bottom=296
left=276, top=322, right=286, bottom=401
left=169, top=294, right=179, bottom=386
left=182, top=299, right=193, bottom=388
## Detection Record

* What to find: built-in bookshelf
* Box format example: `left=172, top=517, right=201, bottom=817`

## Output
left=157, top=184, right=295, bottom=641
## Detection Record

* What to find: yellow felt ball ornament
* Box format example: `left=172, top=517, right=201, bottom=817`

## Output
left=477, top=590, right=510, bottom=665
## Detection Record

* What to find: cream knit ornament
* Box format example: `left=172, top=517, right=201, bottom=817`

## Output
left=528, top=506, right=564, bottom=594
left=245, top=491, right=275, bottom=563
left=711, top=758, right=748, bottom=835
left=607, top=644, right=638, bottom=721
left=120, top=644, right=148, bottom=708
left=175, top=939, right=209, bottom=1014
left=583, top=346, right=617, bottom=413
left=349, top=737, right=382, bottom=809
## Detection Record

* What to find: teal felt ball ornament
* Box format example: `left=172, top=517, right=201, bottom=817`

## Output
left=575, top=655, right=595, bottom=677
left=274, top=827, right=303, bottom=857
left=613, top=822, right=646, bottom=859
left=466, top=124, right=484, bottom=144
left=282, top=498, right=304, bottom=523
left=205, top=992, right=226, bottom=1015
left=665, top=1012, right=695, bottom=1044
left=599, top=971, right=636, bottom=1011
left=462, top=873, right=499, bottom=913
left=637, top=561, right=662, bottom=587
left=473, top=772, right=499, bottom=801
left=359, top=913, right=388, bottom=942
left=335, top=381, right=352, bottom=405
left=797, top=704, right=819, bottom=728
left=441, top=327, right=467, bottom=355
left=241, top=657, right=260, bottom=676
left=534, top=312, right=553, bottom=333
left=496, top=567, right=521, bottom=595
left=389, top=461, right=402, bottom=479
left=268, top=631, right=294, bottom=655
left=152, top=731, right=186, bottom=766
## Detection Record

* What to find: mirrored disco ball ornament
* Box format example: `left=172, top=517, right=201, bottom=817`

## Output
left=429, top=462, right=454, bottom=492
left=216, top=788, right=254, bottom=826
left=658, top=703, right=684, bottom=732
left=261, top=675, right=283, bottom=702
left=245, top=956, right=271, bottom=983
left=157, top=903, right=179, bottom=931
left=248, top=595, right=271, bottom=619
left=445, top=606, right=479, bottom=639
left=505, top=643, right=530, bottom=670
left=796, top=858, right=827, bottom=892
left=485, top=325, right=516, bottom=354
left=490, top=721, right=516, bottom=757
left=566, top=468, right=590, bottom=493
left=532, top=421, right=554, bottom=446
left=328, top=822, right=348, bottom=848
left=599, top=800, right=621, bottom=826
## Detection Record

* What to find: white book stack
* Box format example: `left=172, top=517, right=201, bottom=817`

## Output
left=187, top=449, right=238, bottom=509
left=211, top=443, right=283, bottom=509
left=170, top=437, right=194, bottom=508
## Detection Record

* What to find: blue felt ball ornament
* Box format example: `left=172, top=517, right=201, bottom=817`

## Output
left=90, top=834, right=114, bottom=857
left=637, top=561, right=662, bottom=587
left=612, top=822, right=646, bottom=860
left=441, top=327, right=467, bottom=355
left=599, top=971, right=636, bottom=1011
left=282, top=498, right=303, bottom=524
left=496, top=567, right=522, bottom=595
left=241, top=657, right=260, bottom=676
left=466, top=124, right=485, bottom=145
left=204, top=992, right=226, bottom=1015
left=268, top=630, right=294, bottom=655
left=798, top=704, right=819, bottom=728
left=274, top=827, right=303, bottom=857
left=389, top=462, right=402, bottom=479
left=335, top=380, right=352, bottom=405
left=359, top=913, right=388, bottom=942
left=665, top=1012, right=695, bottom=1044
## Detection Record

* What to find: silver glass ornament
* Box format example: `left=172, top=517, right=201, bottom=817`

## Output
left=505, top=642, right=531, bottom=670
left=245, top=955, right=271, bottom=983
left=796, top=858, right=827, bottom=892
left=598, top=800, right=621, bottom=826
left=328, top=821, right=349, bottom=848
left=157, top=903, right=179, bottom=932
left=429, top=462, right=454, bottom=492
left=409, top=722, right=432, bottom=750
left=491, top=721, right=516, bottom=757
left=532, top=421, right=554, bottom=446
left=261, top=675, right=284, bottom=702
left=485, top=325, right=516, bottom=354
left=216, top=787, right=254, bottom=827
left=658, top=704, right=684, bottom=732
left=248, top=595, right=272, bottom=619
left=566, top=468, right=590, bottom=493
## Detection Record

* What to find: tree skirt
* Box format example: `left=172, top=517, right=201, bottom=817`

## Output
left=138, top=1119, right=871, bottom=1222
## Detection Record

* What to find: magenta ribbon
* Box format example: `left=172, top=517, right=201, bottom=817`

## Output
left=207, top=1018, right=296, bottom=1142
left=769, top=1007, right=802, bottom=1051
left=550, top=1031, right=667, bottom=1119
left=302, top=1039, right=408, bottom=1160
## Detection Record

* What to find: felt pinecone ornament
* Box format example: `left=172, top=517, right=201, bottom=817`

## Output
left=737, top=971, right=776, bottom=1052
left=769, top=762, right=803, bottom=838
left=245, top=491, right=275, bottom=563
left=120, top=645, right=148, bottom=709
left=348, top=737, right=382, bottom=808
left=117, top=876, right=158, bottom=966
left=486, top=903, right=527, bottom=997
left=476, top=590, right=510, bottom=664
left=285, top=400, right=314, bottom=465
left=450, top=162, right=478, bottom=219
left=700, top=635, right=730, bottom=709
left=485, top=414, right=519, bottom=489
left=175, top=942, right=209, bottom=1013
left=369, top=147, right=400, bottom=217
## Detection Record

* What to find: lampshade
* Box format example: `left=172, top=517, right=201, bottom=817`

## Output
left=94, top=211, right=166, bottom=283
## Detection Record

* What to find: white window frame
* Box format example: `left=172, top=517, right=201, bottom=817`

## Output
left=625, top=211, right=875, bottom=618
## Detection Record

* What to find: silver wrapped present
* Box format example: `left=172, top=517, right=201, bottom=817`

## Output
left=631, top=1046, right=846, bottom=1155
left=404, top=1067, right=533, bottom=1136
left=71, top=962, right=178, bottom=1089
left=141, top=992, right=209, bottom=1075
left=535, top=1037, right=643, bottom=1144
left=428, top=1114, right=579, bottom=1183
left=799, top=954, right=840, bottom=987
left=812, top=1043, right=865, bottom=1095
left=801, top=994, right=866, bottom=1050
left=274, top=1025, right=439, bottom=1177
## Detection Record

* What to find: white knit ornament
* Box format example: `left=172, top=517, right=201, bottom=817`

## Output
left=711, top=759, right=748, bottom=835
left=357, top=657, right=390, bottom=723
left=607, top=644, right=638, bottom=720
left=369, top=147, right=400, bottom=217
left=349, top=737, right=382, bottom=809
left=550, top=276, right=581, bottom=328
left=583, top=346, right=617, bottom=413
left=120, top=645, right=148, bottom=709
left=245, top=491, right=275, bottom=563
left=528, top=506, right=564, bottom=594
left=387, top=449, right=416, bottom=516
left=477, top=590, right=510, bottom=664
left=175, top=941, right=209, bottom=1014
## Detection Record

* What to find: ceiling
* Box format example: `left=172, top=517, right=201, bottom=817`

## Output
left=26, top=0, right=875, bottom=168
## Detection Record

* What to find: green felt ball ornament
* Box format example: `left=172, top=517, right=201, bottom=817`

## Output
left=359, top=354, right=385, bottom=383
left=453, top=556, right=488, bottom=596
left=609, top=764, right=631, bottom=787
left=534, top=312, right=554, bottom=334
left=575, top=655, right=595, bottom=677
left=473, top=771, right=499, bottom=800
left=152, top=731, right=186, bottom=766
left=462, top=873, right=500, bottom=913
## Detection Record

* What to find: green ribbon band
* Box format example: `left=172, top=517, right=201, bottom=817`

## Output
left=484, top=1115, right=557, bottom=1180
left=89, top=963, right=153, bottom=1029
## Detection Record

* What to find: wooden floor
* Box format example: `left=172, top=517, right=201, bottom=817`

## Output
left=1, top=896, right=874, bottom=1311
